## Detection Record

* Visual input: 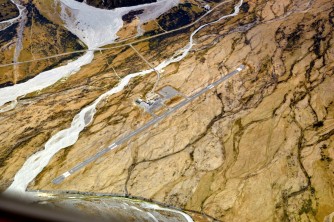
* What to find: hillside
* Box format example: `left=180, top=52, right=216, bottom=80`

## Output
left=0, top=0, right=333, bottom=221
left=0, top=0, right=19, bottom=22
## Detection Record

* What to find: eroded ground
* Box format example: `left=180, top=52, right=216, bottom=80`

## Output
left=0, top=2, right=86, bottom=86
left=0, top=0, right=19, bottom=22
left=0, top=0, right=333, bottom=221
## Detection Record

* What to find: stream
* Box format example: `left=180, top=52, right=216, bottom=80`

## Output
left=12, top=0, right=28, bottom=84
left=0, top=0, right=178, bottom=109
left=3, top=0, right=244, bottom=221
left=0, top=0, right=25, bottom=31
left=5, top=0, right=243, bottom=195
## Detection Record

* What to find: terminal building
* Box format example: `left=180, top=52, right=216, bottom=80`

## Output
left=135, top=86, right=183, bottom=116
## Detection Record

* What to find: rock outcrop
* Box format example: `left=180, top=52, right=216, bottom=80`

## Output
left=0, top=2, right=85, bottom=86
left=0, top=0, right=333, bottom=221
left=0, top=0, right=19, bottom=22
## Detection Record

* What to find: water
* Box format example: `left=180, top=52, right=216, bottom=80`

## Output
left=6, top=0, right=243, bottom=195
left=0, top=0, right=178, bottom=109
left=4, top=0, right=244, bottom=220
left=0, top=0, right=25, bottom=31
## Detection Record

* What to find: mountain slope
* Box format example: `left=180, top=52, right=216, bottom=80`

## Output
left=0, top=0, right=333, bottom=221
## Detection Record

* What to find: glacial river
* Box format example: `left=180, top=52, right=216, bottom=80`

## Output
left=0, top=0, right=179, bottom=109
left=3, top=0, right=244, bottom=221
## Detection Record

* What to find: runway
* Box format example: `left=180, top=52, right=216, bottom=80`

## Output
left=52, top=64, right=245, bottom=184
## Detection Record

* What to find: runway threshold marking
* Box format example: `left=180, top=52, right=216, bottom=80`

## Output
left=52, top=65, right=245, bottom=184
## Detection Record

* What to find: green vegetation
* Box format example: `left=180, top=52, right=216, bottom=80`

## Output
left=299, top=199, right=315, bottom=216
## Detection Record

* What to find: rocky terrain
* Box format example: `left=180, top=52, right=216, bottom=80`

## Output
left=33, top=191, right=197, bottom=222
left=0, top=0, right=19, bottom=22
left=0, top=1, right=85, bottom=86
left=0, top=0, right=334, bottom=221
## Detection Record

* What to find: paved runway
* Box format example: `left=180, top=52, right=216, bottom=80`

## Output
left=52, top=65, right=245, bottom=184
